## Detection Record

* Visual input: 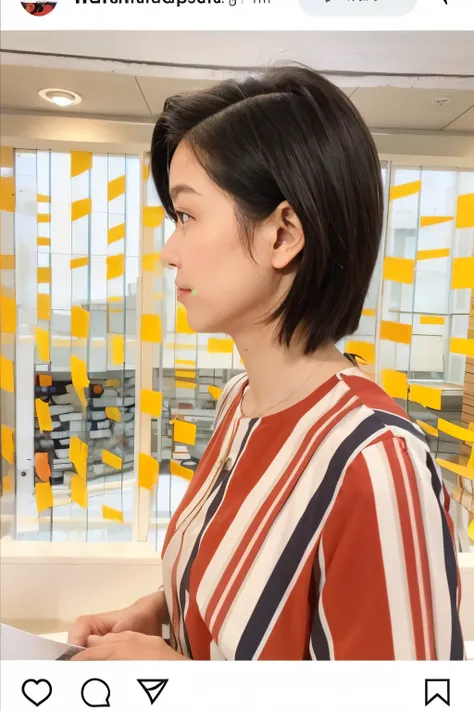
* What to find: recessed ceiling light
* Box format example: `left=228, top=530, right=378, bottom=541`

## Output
left=38, top=88, right=82, bottom=107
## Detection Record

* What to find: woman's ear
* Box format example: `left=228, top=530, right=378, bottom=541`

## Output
left=271, top=201, right=305, bottom=270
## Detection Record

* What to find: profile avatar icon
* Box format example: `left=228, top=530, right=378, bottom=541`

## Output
left=21, top=2, right=57, bottom=16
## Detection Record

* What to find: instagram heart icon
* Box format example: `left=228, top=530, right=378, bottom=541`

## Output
left=21, top=679, right=53, bottom=707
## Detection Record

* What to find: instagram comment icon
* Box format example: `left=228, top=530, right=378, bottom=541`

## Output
left=81, top=679, right=111, bottom=708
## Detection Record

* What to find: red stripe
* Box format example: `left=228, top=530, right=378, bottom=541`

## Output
left=385, top=438, right=426, bottom=659
left=342, top=372, right=410, bottom=419
left=396, top=440, right=436, bottom=659
left=321, top=450, right=395, bottom=660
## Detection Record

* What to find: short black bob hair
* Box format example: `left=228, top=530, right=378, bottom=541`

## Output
left=151, top=65, right=384, bottom=355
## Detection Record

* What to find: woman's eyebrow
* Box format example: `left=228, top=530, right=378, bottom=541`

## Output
left=170, top=184, right=202, bottom=202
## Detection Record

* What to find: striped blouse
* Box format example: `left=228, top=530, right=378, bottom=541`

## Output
left=161, top=367, right=464, bottom=660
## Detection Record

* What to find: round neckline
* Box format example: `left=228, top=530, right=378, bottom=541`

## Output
left=236, top=366, right=361, bottom=423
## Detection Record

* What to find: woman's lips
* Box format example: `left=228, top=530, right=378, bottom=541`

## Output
left=177, top=287, right=192, bottom=301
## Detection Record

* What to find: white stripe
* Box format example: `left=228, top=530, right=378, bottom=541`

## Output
left=364, top=443, right=416, bottom=660
left=315, top=540, right=334, bottom=660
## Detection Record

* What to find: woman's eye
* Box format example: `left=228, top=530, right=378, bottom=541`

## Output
left=176, top=211, right=191, bottom=225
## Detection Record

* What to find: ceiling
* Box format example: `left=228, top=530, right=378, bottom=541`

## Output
left=2, top=31, right=474, bottom=76
left=1, top=63, right=473, bottom=133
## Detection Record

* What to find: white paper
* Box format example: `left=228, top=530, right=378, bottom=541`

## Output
left=0, top=624, right=84, bottom=661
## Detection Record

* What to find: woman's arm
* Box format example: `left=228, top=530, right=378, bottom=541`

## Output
left=311, top=436, right=463, bottom=660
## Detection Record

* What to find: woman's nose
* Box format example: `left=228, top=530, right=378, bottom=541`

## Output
left=161, top=229, right=181, bottom=270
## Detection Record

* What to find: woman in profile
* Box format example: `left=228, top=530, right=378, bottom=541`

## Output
left=70, top=65, right=463, bottom=661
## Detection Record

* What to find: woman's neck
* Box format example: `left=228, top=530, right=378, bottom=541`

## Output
left=232, top=324, right=350, bottom=417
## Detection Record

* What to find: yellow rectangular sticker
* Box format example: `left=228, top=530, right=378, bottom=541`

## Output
left=450, top=338, right=474, bottom=358
left=208, top=385, right=222, bottom=401
left=436, top=458, right=474, bottom=482
left=0, top=176, right=15, bottom=212
left=417, top=248, right=450, bottom=261
left=452, top=256, right=474, bottom=290
left=173, top=419, right=197, bottom=446
left=35, top=482, right=53, bottom=513
left=138, top=453, right=159, bottom=491
left=71, top=256, right=89, bottom=270
left=380, top=321, right=412, bottom=345
left=105, top=379, right=121, bottom=388
left=102, top=505, right=123, bottom=523
left=437, top=419, right=474, bottom=444
left=175, top=380, right=197, bottom=390
left=107, top=223, right=125, bottom=245
left=0, top=255, right=15, bottom=270
left=35, top=327, right=50, bottom=363
left=140, top=389, right=163, bottom=418
left=71, top=198, right=92, bottom=222
left=37, top=213, right=51, bottom=224
left=105, top=406, right=121, bottom=422
left=1, top=425, right=15, bottom=464
left=37, top=267, right=51, bottom=284
left=390, top=180, right=421, bottom=201
left=108, top=175, right=126, bottom=202
left=207, top=337, right=234, bottom=354
left=345, top=340, right=375, bottom=365
left=420, top=315, right=445, bottom=326
left=70, top=355, right=90, bottom=407
left=39, top=374, right=52, bottom=387
left=383, top=257, right=415, bottom=285
left=420, top=216, right=453, bottom=228
left=111, top=334, right=125, bottom=366
left=106, top=253, right=125, bottom=280
left=35, top=398, right=53, bottom=432
left=175, top=370, right=196, bottom=379
left=102, top=450, right=123, bottom=470
left=409, top=384, right=442, bottom=411
left=71, top=474, right=88, bottom=509
left=0, top=356, right=14, bottom=393
left=170, top=460, right=194, bottom=481
left=0, top=295, right=16, bottom=334
left=416, top=420, right=439, bottom=438
left=142, top=252, right=162, bottom=274
left=141, top=314, right=162, bottom=343
left=71, top=306, right=90, bottom=339
left=176, top=304, right=195, bottom=334
left=37, top=293, right=51, bottom=321
left=381, top=370, right=408, bottom=400
left=143, top=206, right=165, bottom=228
left=37, top=237, right=51, bottom=247
left=456, top=192, right=474, bottom=229
left=37, top=194, right=50, bottom=203
left=71, top=151, right=92, bottom=178
left=69, top=436, right=88, bottom=479
left=176, top=359, right=196, bottom=366
left=361, top=308, right=376, bottom=317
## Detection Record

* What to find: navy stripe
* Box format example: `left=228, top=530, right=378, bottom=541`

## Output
left=373, top=409, right=427, bottom=443
left=426, top=454, right=464, bottom=660
left=179, top=418, right=257, bottom=657
left=235, top=415, right=384, bottom=660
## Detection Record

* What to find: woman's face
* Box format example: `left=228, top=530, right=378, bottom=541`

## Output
left=161, top=141, right=298, bottom=337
